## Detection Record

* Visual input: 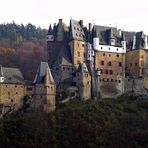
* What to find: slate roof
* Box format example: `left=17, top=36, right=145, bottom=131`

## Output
left=123, top=31, right=148, bottom=50
left=53, top=45, right=73, bottom=66
left=92, top=25, right=122, bottom=46
left=0, top=66, right=25, bottom=84
left=34, top=62, right=54, bottom=84
left=69, top=19, right=85, bottom=41
left=48, top=20, right=69, bottom=41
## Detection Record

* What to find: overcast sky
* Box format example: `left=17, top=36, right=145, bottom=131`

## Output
left=0, top=0, right=148, bottom=33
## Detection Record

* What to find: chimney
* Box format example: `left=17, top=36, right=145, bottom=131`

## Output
left=79, top=20, right=83, bottom=27
left=118, top=29, right=122, bottom=36
left=89, top=23, right=92, bottom=32
left=59, top=19, right=63, bottom=24
left=132, top=35, right=136, bottom=49
left=0, top=65, right=4, bottom=83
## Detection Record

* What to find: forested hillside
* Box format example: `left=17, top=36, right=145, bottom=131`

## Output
left=0, top=22, right=48, bottom=80
left=0, top=98, right=148, bottom=148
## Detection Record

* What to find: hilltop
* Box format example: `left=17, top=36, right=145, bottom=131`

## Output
left=0, top=97, right=148, bottom=147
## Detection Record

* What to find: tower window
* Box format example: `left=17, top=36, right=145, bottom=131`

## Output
left=101, top=60, right=104, bottom=65
left=77, top=51, right=80, bottom=57
left=108, top=61, right=112, bottom=66
left=110, top=70, right=113, bottom=75
left=119, top=62, right=122, bottom=67
left=103, top=53, right=105, bottom=56
left=116, top=54, right=119, bottom=57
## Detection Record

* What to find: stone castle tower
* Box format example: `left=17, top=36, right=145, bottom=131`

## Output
left=76, top=62, right=91, bottom=100
left=33, top=62, right=56, bottom=113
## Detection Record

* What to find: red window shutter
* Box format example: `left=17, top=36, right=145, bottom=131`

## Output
left=108, top=70, right=110, bottom=75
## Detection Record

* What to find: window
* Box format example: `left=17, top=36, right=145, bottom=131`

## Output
left=102, top=78, right=105, bottom=82
left=101, top=60, right=104, bottom=65
left=116, top=54, right=119, bottom=57
left=105, top=69, right=108, bottom=74
left=78, top=51, right=80, bottom=57
left=108, top=61, right=112, bottom=66
left=111, top=79, right=114, bottom=82
left=118, top=80, right=121, bottom=83
left=107, top=78, right=109, bottom=82
left=109, top=47, right=110, bottom=50
left=16, top=92, right=18, bottom=94
left=85, top=74, right=88, bottom=77
left=135, top=63, right=138, bottom=66
left=6, top=85, right=7, bottom=88
left=87, top=81, right=89, bottom=85
left=119, top=62, right=122, bottom=67
left=103, top=53, right=105, bottom=56
left=67, top=68, right=69, bottom=71
left=51, top=87, right=53, bottom=91
left=63, top=67, right=65, bottom=70
left=27, top=87, right=33, bottom=91
left=15, top=85, right=17, bottom=88
left=101, top=47, right=103, bottom=49
left=116, top=48, right=118, bottom=51
left=110, top=70, right=113, bottom=75
left=109, top=54, right=111, bottom=57
left=41, top=96, right=43, bottom=99
left=82, top=44, right=85, bottom=47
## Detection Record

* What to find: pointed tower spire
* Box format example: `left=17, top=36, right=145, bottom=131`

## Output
left=48, top=24, right=53, bottom=35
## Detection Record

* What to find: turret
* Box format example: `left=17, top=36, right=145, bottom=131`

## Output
left=44, top=66, right=55, bottom=87
left=46, top=24, right=54, bottom=42
left=0, top=65, right=4, bottom=83
left=76, top=62, right=91, bottom=100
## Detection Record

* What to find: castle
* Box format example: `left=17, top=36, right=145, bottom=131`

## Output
left=0, top=62, right=56, bottom=116
left=47, top=19, right=148, bottom=99
left=0, top=18, right=148, bottom=116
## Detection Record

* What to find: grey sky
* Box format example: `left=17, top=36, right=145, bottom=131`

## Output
left=0, top=0, right=148, bottom=33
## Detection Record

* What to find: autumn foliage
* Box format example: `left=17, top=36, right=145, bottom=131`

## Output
left=0, top=22, right=48, bottom=80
